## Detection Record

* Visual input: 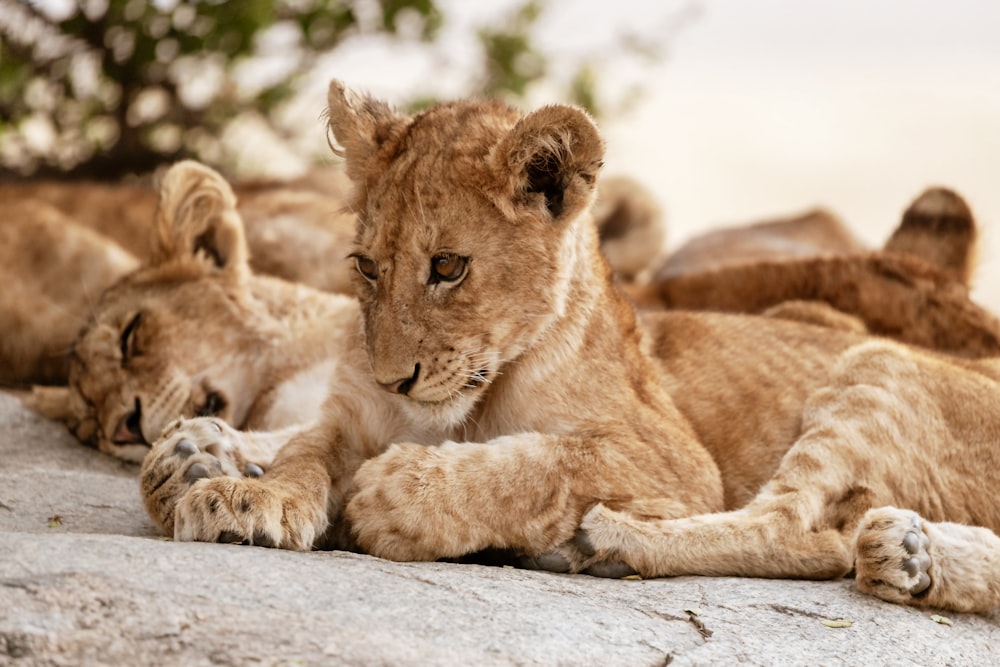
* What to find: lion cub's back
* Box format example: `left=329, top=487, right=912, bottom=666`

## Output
left=642, top=310, right=861, bottom=508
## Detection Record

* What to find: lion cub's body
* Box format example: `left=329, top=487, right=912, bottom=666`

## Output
left=64, top=84, right=1000, bottom=614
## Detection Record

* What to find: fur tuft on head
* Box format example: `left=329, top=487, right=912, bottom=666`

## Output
left=325, top=80, right=410, bottom=193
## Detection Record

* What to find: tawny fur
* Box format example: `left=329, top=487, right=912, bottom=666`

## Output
left=0, top=169, right=356, bottom=387
left=592, top=175, right=665, bottom=281
left=53, top=85, right=1000, bottom=614
left=0, top=200, right=138, bottom=384
left=627, top=252, right=1000, bottom=358
left=625, top=188, right=994, bottom=357
left=42, top=162, right=359, bottom=462
left=652, top=208, right=864, bottom=280
left=3, top=166, right=657, bottom=387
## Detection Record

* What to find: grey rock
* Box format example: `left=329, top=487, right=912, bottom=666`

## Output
left=1, top=390, right=997, bottom=665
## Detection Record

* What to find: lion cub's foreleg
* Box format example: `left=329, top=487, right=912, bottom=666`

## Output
left=346, top=435, right=585, bottom=562
left=140, top=416, right=332, bottom=550
left=855, top=506, right=1000, bottom=613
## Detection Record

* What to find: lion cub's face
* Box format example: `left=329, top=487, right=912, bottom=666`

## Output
left=67, top=273, right=264, bottom=462
left=327, top=84, right=605, bottom=426
left=56, top=161, right=279, bottom=462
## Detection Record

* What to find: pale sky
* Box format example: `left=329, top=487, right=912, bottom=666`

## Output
left=283, top=0, right=1000, bottom=308
left=594, top=1, right=1000, bottom=308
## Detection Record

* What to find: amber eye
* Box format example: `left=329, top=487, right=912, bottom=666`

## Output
left=430, top=253, right=468, bottom=284
left=351, top=253, right=378, bottom=281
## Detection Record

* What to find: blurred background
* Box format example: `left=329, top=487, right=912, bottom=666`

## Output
left=3, top=0, right=999, bottom=306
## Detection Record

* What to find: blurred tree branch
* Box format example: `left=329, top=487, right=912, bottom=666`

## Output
left=1, top=0, right=690, bottom=179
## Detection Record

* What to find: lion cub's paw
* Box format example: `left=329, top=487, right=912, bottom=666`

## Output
left=515, top=542, right=596, bottom=575
left=140, top=417, right=266, bottom=539
left=854, top=507, right=932, bottom=604
left=517, top=536, right=637, bottom=579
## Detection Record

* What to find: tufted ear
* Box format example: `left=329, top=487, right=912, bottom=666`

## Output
left=149, top=160, right=249, bottom=277
left=489, top=104, right=605, bottom=223
left=326, top=80, right=410, bottom=187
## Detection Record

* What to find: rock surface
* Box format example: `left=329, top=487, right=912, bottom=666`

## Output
left=2, top=391, right=998, bottom=666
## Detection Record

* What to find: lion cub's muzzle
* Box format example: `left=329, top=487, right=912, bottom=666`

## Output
left=376, top=363, right=421, bottom=396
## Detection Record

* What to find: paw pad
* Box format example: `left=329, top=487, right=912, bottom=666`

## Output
left=520, top=551, right=571, bottom=573
left=584, top=560, right=637, bottom=579
left=174, top=439, right=198, bottom=457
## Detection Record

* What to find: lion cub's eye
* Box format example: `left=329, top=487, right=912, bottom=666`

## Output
left=429, top=253, right=468, bottom=284
left=120, top=313, right=142, bottom=365
left=197, top=390, right=226, bottom=417
left=350, top=253, right=378, bottom=281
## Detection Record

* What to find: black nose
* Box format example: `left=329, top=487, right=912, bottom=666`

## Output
left=378, top=363, right=421, bottom=395
left=111, top=398, right=148, bottom=445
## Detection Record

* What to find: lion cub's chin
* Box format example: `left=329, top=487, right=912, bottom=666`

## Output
left=398, top=387, right=485, bottom=430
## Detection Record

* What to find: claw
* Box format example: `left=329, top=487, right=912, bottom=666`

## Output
left=910, top=571, right=931, bottom=596
left=217, top=530, right=247, bottom=545
left=520, top=551, right=571, bottom=573
left=574, top=528, right=596, bottom=557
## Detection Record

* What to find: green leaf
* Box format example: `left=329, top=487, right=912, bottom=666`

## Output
left=931, top=614, right=954, bottom=627
left=820, top=619, right=853, bottom=628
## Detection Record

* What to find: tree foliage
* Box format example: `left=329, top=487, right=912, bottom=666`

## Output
left=1, top=0, right=445, bottom=177
left=1, top=0, right=673, bottom=179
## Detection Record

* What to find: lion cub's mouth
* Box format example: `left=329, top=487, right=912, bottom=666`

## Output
left=111, top=397, right=149, bottom=447
left=403, top=367, right=494, bottom=406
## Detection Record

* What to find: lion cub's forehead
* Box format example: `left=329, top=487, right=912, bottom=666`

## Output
left=359, top=100, right=521, bottom=253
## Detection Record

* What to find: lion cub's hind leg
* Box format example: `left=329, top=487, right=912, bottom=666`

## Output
left=140, top=417, right=272, bottom=540
left=855, top=506, right=1000, bottom=613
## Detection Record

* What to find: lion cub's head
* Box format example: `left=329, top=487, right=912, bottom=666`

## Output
left=326, top=81, right=605, bottom=425
left=41, top=161, right=287, bottom=462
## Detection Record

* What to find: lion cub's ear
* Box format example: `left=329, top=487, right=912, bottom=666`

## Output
left=489, top=104, right=605, bottom=223
left=326, top=80, right=409, bottom=187
left=884, top=187, right=978, bottom=284
left=149, top=160, right=249, bottom=277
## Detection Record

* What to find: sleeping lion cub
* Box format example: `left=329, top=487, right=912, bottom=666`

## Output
left=98, top=82, right=1000, bottom=614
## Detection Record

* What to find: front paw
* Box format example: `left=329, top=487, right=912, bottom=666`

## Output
left=346, top=443, right=454, bottom=561
left=141, top=417, right=264, bottom=535
left=854, top=507, right=932, bottom=604
left=173, top=476, right=305, bottom=549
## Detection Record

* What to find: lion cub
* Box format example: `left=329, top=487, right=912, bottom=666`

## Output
left=140, top=81, right=1000, bottom=614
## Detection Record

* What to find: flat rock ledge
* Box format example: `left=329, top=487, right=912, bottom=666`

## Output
left=2, top=391, right=998, bottom=666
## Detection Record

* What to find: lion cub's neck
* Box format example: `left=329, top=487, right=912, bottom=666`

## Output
left=238, top=275, right=361, bottom=431
left=464, top=214, right=651, bottom=439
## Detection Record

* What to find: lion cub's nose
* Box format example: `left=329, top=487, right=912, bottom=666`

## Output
left=377, top=363, right=421, bottom=396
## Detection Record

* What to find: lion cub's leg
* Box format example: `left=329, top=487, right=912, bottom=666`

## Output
left=140, top=416, right=327, bottom=549
left=140, top=417, right=292, bottom=537
left=576, top=342, right=954, bottom=583
left=855, top=507, right=1000, bottom=613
